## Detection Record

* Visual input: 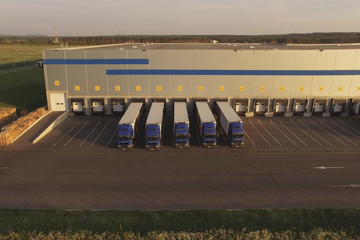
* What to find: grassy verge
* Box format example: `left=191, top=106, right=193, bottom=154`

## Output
left=0, top=209, right=359, bottom=235
left=0, top=44, right=57, bottom=64
left=0, top=44, right=84, bottom=65
left=0, top=68, right=46, bottom=113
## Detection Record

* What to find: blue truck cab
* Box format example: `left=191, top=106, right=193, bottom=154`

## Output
left=174, top=102, right=190, bottom=148
left=117, top=102, right=144, bottom=150
left=201, top=122, right=217, bottom=147
left=174, top=122, right=190, bottom=148
left=195, top=101, right=217, bottom=148
left=118, top=124, right=134, bottom=148
left=145, top=124, right=161, bottom=149
left=228, top=122, right=245, bottom=146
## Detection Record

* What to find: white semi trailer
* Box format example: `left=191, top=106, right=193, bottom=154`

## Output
left=215, top=101, right=244, bottom=147
left=145, top=102, right=164, bottom=150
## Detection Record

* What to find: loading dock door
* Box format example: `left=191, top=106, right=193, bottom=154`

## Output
left=50, top=93, right=66, bottom=111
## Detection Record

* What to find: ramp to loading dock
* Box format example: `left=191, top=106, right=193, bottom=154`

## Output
left=9, top=111, right=65, bottom=146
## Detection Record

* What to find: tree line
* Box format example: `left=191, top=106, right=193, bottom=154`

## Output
left=1, top=32, right=360, bottom=45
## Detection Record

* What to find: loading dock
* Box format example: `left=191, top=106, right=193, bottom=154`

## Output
left=234, top=99, right=248, bottom=115
left=352, top=99, right=360, bottom=116
left=313, top=99, right=326, bottom=115
left=274, top=99, right=287, bottom=115
left=71, top=98, right=85, bottom=114
left=91, top=99, right=105, bottom=115
left=294, top=99, right=307, bottom=115
left=254, top=99, right=268, bottom=115
left=332, top=99, right=346, bottom=115
left=110, top=98, right=125, bottom=114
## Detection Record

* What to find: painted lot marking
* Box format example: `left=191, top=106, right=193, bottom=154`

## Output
left=270, top=119, right=297, bottom=146
left=277, top=119, right=308, bottom=146
left=53, top=121, right=81, bottom=147
left=106, top=128, right=118, bottom=147
left=293, top=120, right=325, bottom=146
left=64, top=122, right=89, bottom=147
left=319, top=120, right=358, bottom=146
left=257, top=119, right=282, bottom=146
left=244, top=131, right=256, bottom=147
left=91, top=121, right=110, bottom=147
left=330, top=184, right=360, bottom=188
left=80, top=122, right=101, bottom=146
left=313, top=166, right=344, bottom=170
left=249, top=120, right=271, bottom=147
left=335, top=119, right=360, bottom=136
left=310, top=120, right=347, bottom=146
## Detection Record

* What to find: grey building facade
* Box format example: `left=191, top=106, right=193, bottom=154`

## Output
left=43, top=43, right=360, bottom=116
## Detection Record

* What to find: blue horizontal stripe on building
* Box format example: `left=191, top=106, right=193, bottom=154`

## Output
left=43, top=59, right=149, bottom=65
left=106, top=69, right=360, bottom=76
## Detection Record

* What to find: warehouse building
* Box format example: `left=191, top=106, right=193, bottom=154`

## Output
left=42, top=43, right=360, bottom=117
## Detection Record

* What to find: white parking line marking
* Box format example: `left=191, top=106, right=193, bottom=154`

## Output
left=277, top=119, right=308, bottom=146
left=335, top=119, right=360, bottom=136
left=313, top=166, right=344, bottom=170
left=270, top=119, right=297, bottom=146
left=53, top=121, right=81, bottom=147
left=106, top=128, right=118, bottom=147
left=257, top=119, right=282, bottom=146
left=330, top=184, right=360, bottom=188
left=91, top=121, right=110, bottom=147
left=80, top=122, right=101, bottom=146
left=249, top=120, right=271, bottom=146
left=310, top=120, right=347, bottom=146
left=290, top=120, right=322, bottom=146
left=64, top=122, right=89, bottom=147
left=322, top=120, right=358, bottom=146
left=244, top=131, right=256, bottom=147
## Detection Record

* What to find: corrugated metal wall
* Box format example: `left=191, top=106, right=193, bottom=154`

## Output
left=44, top=48, right=360, bottom=100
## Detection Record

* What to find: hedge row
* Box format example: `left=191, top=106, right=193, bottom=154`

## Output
left=0, top=228, right=359, bottom=240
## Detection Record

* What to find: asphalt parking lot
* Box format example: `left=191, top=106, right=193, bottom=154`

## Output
left=2, top=113, right=360, bottom=210
left=25, top=113, right=360, bottom=152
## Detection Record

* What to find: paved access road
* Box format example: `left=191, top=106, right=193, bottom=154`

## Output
left=0, top=115, right=360, bottom=210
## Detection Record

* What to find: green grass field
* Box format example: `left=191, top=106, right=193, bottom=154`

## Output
left=0, top=44, right=58, bottom=64
left=0, top=68, right=46, bottom=113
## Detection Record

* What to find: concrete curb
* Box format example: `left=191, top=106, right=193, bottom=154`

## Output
left=10, top=111, right=53, bottom=144
left=32, top=112, right=69, bottom=144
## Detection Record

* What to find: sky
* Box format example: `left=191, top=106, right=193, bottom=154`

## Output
left=0, top=0, right=359, bottom=36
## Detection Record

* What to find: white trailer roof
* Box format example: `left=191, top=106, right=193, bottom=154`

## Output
left=146, top=102, right=164, bottom=125
left=195, top=101, right=216, bottom=123
left=119, top=102, right=143, bottom=125
left=174, top=102, right=189, bottom=123
left=217, top=101, right=242, bottom=123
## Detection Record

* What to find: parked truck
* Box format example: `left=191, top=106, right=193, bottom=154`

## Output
left=117, top=102, right=144, bottom=150
left=194, top=101, right=217, bottom=148
left=173, top=102, right=190, bottom=148
left=145, top=102, right=164, bottom=150
left=215, top=101, right=244, bottom=147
